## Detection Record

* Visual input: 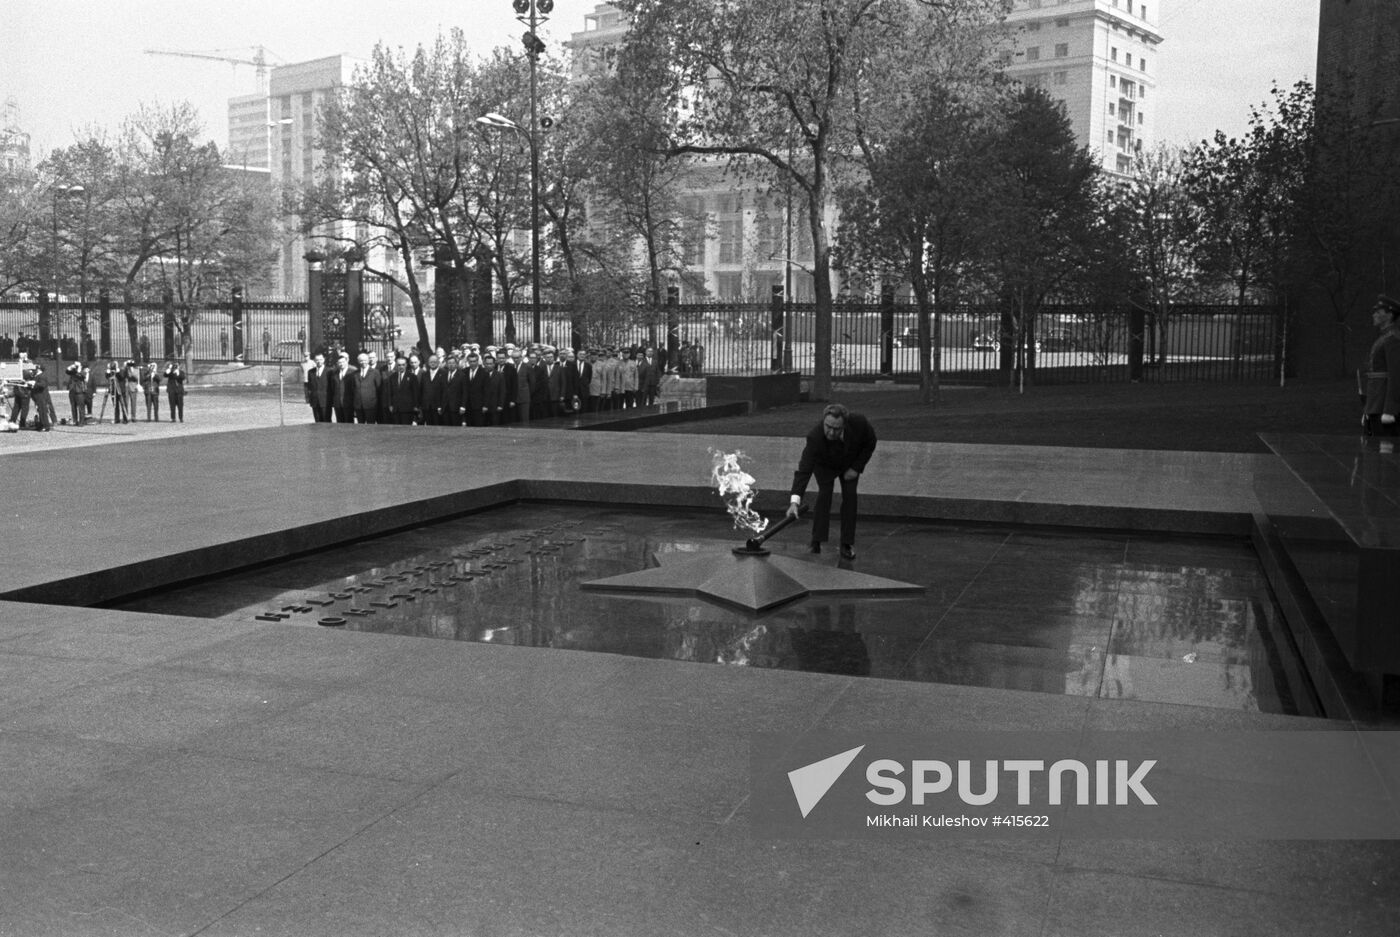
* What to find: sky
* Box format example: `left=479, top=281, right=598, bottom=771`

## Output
left=3, top=0, right=1320, bottom=160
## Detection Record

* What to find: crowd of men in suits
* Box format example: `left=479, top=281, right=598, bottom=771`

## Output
left=302, top=342, right=666, bottom=426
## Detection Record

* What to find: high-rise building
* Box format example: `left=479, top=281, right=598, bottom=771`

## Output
left=1003, top=0, right=1163, bottom=176
left=227, top=55, right=362, bottom=297
left=1, top=96, right=31, bottom=174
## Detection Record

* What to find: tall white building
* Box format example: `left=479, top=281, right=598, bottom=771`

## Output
left=1003, top=0, right=1163, bottom=175
left=1, top=97, right=31, bottom=174
left=226, top=55, right=362, bottom=297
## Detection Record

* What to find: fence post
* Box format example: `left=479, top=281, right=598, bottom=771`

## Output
left=1128, top=303, right=1145, bottom=382
left=97, top=288, right=111, bottom=359
left=665, top=286, right=680, bottom=373
left=880, top=285, right=895, bottom=376
left=162, top=288, right=176, bottom=360
left=230, top=286, right=245, bottom=361
left=770, top=284, right=785, bottom=372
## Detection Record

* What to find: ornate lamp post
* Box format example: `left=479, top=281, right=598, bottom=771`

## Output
left=515, top=0, right=552, bottom=343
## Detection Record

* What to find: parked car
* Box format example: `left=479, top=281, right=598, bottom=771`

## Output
left=1040, top=328, right=1079, bottom=352
left=971, top=330, right=998, bottom=352
left=895, top=327, right=920, bottom=347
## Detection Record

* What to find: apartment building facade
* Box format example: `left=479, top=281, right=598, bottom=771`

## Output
left=1003, top=0, right=1163, bottom=175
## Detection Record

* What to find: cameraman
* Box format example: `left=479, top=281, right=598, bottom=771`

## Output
left=105, top=360, right=127, bottom=424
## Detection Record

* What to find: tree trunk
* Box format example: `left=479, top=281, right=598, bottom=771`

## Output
left=808, top=192, right=832, bottom=401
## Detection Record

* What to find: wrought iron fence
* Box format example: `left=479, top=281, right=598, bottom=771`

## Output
left=476, top=301, right=1285, bottom=384
left=2, top=295, right=1285, bottom=385
left=0, top=297, right=310, bottom=364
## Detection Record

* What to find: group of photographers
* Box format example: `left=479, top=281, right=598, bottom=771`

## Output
left=3, top=356, right=187, bottom=432
left=302, top=341, right=666, bottom=426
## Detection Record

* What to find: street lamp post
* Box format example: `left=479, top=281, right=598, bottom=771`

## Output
left=476, top=110, right=543, bottom=344
left=507, top=0, right=553, bottom=343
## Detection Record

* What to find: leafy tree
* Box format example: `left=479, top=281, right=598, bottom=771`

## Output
left=0, top=162, right=43, bottom=298
left=842, top=41, right=1008, bottom=404
left=309, top=33, right=491, bottom=348
left=614, top=0, right=1008, bottom=400
left=980, top=86, right=1101, bottom=386
left=1183, top=83, right=1310, bottom=308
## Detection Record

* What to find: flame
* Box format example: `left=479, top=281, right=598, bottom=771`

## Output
left=710, top=449, right=770, bottom=535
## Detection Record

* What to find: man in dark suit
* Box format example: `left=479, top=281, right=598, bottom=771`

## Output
left=565, top=348, right=590, bottom=414
left=443, top=353, right=467, bottom=426
left=330, top=351, right=354, bottom=423
left=419, top=353, right=447, bottom=425
left=464, top=352, right=490, bottom=426
left=304, top=352, right=332, bottom=422
left=352, top=352, right=382, bottom=424
left=385, top=355, right=419, bottom=425
left=480, top=353, right=509, bottom=426
left=786, top=403, right=877, bottom=561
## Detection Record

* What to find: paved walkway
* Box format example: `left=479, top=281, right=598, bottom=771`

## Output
left=0, top=417, right=1395, bottom=937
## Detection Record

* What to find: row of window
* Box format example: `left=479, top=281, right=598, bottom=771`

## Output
left=1023, top=0, right=1149, bottom=21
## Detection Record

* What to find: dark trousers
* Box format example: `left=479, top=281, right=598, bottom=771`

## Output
left=354, top=407, right=377, bottom=424
left=333, top=404, right=353, bottom=423
left=811, top=468, right=860, bottom=546
left=168, top=394, right=184, bottom=421
left=311, top=403, right=331, bottom=422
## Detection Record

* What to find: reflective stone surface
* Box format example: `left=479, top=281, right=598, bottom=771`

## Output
left=114, top=505, right=1308, bottom=715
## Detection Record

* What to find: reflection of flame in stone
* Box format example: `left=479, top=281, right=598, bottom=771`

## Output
left=710, top=449, right=770, bottom=536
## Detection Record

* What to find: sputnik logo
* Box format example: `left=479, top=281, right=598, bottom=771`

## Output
left=787, top=745, right=865, bottom=818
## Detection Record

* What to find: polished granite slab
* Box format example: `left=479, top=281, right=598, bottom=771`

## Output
left=0, top=424, right=1330, bottom=608
left=1, top=424, right=1397, bottom=935
left=111, top=505, right=1312, bottom=716
left=1258, top=434, right=1400, bottom=679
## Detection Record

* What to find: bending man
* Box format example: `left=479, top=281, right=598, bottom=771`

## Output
left=786, top=403, right=877, bottom=561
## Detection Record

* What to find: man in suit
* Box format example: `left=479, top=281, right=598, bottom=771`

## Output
left=330, top=352, right=354, bottom=423
left=785, top=403, right=877, bottom=561
left=563, top=348, right=588, bottom=414
left=352, top=352, right=382, bottom=424
left=386, top=354, right=419, bottom=425
left=480, top=353, right=509, bottom=426
left=304, top=352, right=332, bottom=422
left=495, top=347, right=518, bottom=424
left=464, top=351, right=490, bottom=427
left=419, top=353, right=447, bottom=425
left=443, top=353, right=467, bottom=426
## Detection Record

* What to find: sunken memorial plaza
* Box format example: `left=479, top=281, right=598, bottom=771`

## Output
left=1, top=404, right=1399, bottom=936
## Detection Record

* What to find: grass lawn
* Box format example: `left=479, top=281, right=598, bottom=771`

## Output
left=644, top=378, right=1363, bottom=452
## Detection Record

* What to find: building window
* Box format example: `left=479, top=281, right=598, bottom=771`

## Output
left=1110, top=75, right=1117, bottom=88
left=717, top=195, right=742, bottom=265
left=1054, top=70, right=1068, bottom=86
left=1026, top=46, right=1040, bottom=61
left=1108, top=103, right=1115, bottom=116
left=1026, top=21, right=1041, bottom=31
left=1140, top=56, right=1147, bottom=71
left=1110, top=47, right=1118, bottom=62
left=754, top=203, right=782, bottom=261
left=681, top=197, right=705, bottom=267
left=715, top=272, right=742, bottom=301
left=1055, top=18, right=1069, bottom=27
left=1055, top=43, right=1068, bottom=57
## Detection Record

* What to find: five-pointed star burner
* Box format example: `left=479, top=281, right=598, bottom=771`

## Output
left=581, top=551, right=924, bottom=613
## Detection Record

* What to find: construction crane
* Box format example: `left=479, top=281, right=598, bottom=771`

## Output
left=144, top=46, right=279, bottom=92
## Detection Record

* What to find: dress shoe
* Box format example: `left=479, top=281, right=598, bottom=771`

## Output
left=808, top=542, right=821, bottom=554
left=839, top=544, right=857, bottom=560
